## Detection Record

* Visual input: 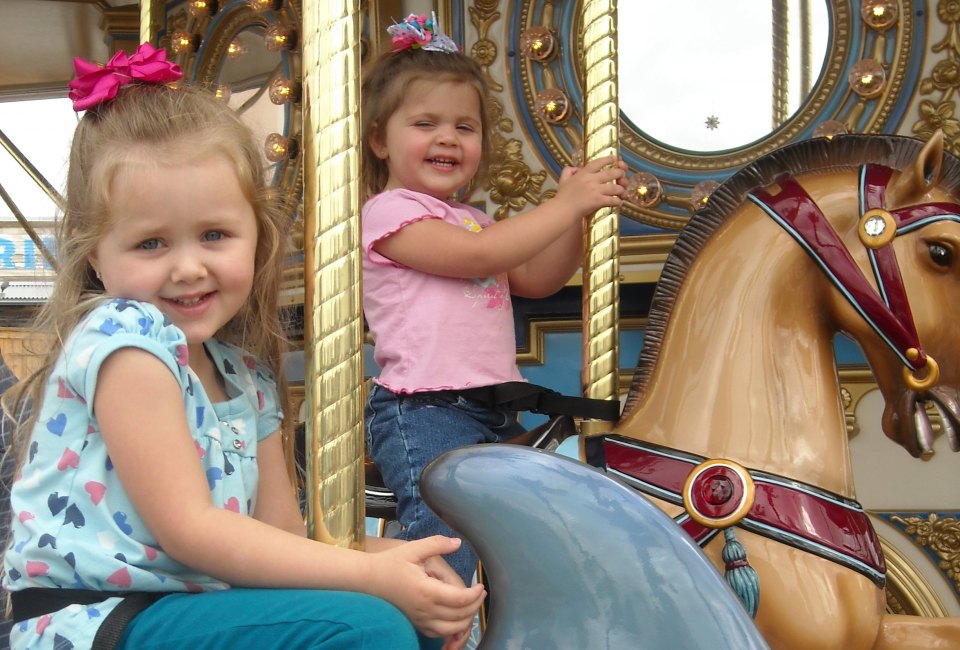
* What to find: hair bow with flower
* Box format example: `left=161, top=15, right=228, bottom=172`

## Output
left=68, top=42, right=183, bottom=112
left=387, top=13, right=459, bottom=54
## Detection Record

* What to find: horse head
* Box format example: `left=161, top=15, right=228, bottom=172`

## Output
left=817, top=132, right=960, bottom=459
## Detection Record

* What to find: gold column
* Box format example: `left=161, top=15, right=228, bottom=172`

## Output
left=138, top=0, right=164, bottom=46
left=580, top=0, right=620, bottom=436
left=301, top=0, right=366, bottom=547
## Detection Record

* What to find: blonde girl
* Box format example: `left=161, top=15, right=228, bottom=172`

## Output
left=2, top=43, right=481, bottom=650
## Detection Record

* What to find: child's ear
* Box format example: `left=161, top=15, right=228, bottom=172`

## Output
left=87, top=253, right=99, bottom=277
left=368, top=127, right=388, bottom=160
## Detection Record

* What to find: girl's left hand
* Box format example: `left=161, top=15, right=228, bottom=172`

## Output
left=425, top=554, right=476, bottom=650
left=424, top=554, right=466, bottom=588
left=442, top=629, right=471, bottom=650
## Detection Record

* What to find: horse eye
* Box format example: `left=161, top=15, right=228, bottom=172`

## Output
left=928, top=242, right=953, bottom=267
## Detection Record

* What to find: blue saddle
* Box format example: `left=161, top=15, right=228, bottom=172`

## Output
left=421, top=444, right=769, bottom=649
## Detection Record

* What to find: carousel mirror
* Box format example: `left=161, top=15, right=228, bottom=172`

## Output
left=619, top=0, right=830, bottom=153
left=507, top=0, right=918, bottom=231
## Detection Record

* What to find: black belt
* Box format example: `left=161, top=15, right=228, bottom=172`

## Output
left=420, top=381, right=620, bottom=421
left=11, top=588, right=171, bottom=649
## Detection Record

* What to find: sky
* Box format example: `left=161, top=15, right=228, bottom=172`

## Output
left=0, top=97, right=75, bottom=222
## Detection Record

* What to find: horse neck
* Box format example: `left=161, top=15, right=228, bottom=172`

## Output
left=618, top=214, right=857, bottom=497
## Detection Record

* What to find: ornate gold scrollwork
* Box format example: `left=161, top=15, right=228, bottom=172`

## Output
left=886, top=512, right=960, bottom=603
left=914, top=1, right=960, bottom=155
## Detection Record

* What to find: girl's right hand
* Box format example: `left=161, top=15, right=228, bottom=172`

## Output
left=370, top=536, right=485, bottom=642
left=555, top=154, right=627, bottom=217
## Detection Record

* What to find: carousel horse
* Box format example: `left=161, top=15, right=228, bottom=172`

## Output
left=602, top=132, right=960, bottom=649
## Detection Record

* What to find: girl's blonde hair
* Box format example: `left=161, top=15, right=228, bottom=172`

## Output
left=3, top=83, right=290, bottom=462
left=360, top=47, right=492, bottom=201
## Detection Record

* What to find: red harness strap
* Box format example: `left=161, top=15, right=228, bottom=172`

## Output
left=603, top=435, right=887, bottom=587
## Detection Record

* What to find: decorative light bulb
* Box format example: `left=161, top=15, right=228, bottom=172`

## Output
left=269, top=75, right=300, bottom=105
left=860, top=0, right=898, bottom=30
left=227, top=38, right=247, bottom=59
left=848, top=59, right=886, bottom=98
left=188, top=0, right=218, bottom=18
left=813, top=120, right=849, bottom=140
left=520, top=27, right=556, bottom=62
left=170, top=31, right=200, bottom=55
left=535, top=88, right=570, bottom=124
left=690, top=180, right=721, bottom=209
left=265, top=25, right=296, bottom=52
left=249, top=0, right=282, bottom=13
left=214, top=84, right=232, bottom=103
left=627, top=172, right=662, bottom=208
left=265, top=133, right=298, bottom=162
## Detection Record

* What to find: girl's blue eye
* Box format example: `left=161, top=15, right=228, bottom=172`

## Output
left=139, top=239, right=160, bottom=250
left=203, top=231, right=225, bottom=242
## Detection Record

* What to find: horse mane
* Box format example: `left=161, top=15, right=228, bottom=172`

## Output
left=624, top=134, right=960, bottom=411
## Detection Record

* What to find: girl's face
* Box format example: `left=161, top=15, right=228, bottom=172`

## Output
left=89, top=151, right=258, bottom=359
left=374, top=78, right=483, bottom=200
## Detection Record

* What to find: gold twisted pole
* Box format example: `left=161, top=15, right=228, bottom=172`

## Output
left=580, top=0, right=620, bottom=437
left=139, top=0, right=163, bottom=46
left=301, top=0, right=365, bottom=547
left=772, top=0, right=790, bottom=128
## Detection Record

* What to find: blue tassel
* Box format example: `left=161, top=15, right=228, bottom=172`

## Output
left=722, top=527, right=760, bottom=618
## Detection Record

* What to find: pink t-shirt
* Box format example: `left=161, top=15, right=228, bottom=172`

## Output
left=362, top=188, right=524, bottom=393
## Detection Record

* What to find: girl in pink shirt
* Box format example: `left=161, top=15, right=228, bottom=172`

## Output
left=361, top=15, right=626, bottom=584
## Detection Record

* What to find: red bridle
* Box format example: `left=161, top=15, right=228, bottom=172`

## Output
left=748, top=164, right=960, bottom=393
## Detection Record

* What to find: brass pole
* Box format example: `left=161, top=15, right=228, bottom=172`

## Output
left=580, top=0, right=620, bottom=438
left=799, top=0, right=812, bottom=98
left=772, top=0, right=790, bottom=127
left=139, top=0, right=163, bottom=46
left=301, top=0, right=365, bottom=547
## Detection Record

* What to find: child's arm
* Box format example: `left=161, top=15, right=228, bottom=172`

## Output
left=506, top=159, right=629, bottom=297
left=94, top=348, right=483, bottom=639
left=254, top=432, right=468, bottom=592
left=374, top=155, right=626, bottom=296
left=249, top=431, right=308, bottom=536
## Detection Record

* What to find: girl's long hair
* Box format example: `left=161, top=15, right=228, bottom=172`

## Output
left=3, top=83, right=291, bottom=464
left=360, top=47, right=492, bottom=201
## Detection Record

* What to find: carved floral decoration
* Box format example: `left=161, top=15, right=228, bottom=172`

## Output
left=460, top=1, right=553, bottom=221
left=880, top=512, right=960, bottom=595
left=915, top=0, right=960, bottom=153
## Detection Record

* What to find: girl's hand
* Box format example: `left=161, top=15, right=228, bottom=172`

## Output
left=370, top=536, right=485, bottom=641
left=555, top=155, right=628, bottom=217
left=423, top=551, right=467, bottom=588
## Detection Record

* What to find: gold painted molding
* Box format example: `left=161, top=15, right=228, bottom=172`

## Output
left=884, top=512, right=960, bottom=608
left=913, top=3, right=960, bottom=153
left=880, top=535, right=950, bottom=617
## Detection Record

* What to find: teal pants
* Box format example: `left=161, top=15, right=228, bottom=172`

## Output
left=118, top=589, right=443, bottom=650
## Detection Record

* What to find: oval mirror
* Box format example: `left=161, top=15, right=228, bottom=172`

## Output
left=619, top=0, right=829, bottom=153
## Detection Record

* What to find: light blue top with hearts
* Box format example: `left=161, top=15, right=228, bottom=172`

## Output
left=2, top=299, right=282, bottom=650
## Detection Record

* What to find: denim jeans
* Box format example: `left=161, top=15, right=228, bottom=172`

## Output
left=365, top=384, right=526, bottom=584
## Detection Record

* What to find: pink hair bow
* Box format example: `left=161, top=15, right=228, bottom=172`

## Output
left=68, top=42, right=183, bottom=112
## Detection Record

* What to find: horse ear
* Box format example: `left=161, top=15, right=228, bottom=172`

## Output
left=890, top=130, right=945, bottom=203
